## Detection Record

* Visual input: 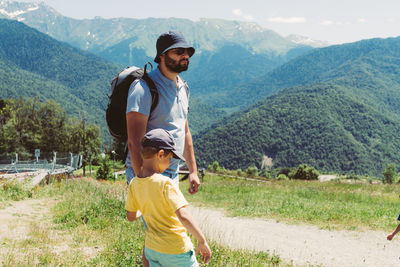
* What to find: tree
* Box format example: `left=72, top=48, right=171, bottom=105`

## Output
left=289, top=164, right=320, bottom=180
left=246, top=166, right=259, bottom=177
left=96, top=155, right=114, bottom=180
left=0, top=97, right=101, bottom=160
left=383, top=164, right=397, bottom=184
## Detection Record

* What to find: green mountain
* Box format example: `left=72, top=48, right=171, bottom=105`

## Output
left=210, top=37, right=400, bottom=111
left=0, top=19, right=121, bottom=130
left=194, top=37, right=400, bottom=176
left=0, top=19, right=223, bottom=141
left=0, top=1, right=313, bottom=104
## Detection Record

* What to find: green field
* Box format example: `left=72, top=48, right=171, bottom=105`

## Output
left=0, top=177, right=284, bottom=266
left=184, top=174, right=400, bottom=231
left=1, top=172, right=399, bottom=266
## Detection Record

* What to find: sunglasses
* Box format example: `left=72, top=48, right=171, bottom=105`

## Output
left=170, top=48, right=189, bottom=56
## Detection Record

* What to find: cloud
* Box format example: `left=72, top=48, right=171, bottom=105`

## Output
left=357, top=18, right=367, bottom=23
left=232, top=9, right=254, bottom=21
left=268, top=17, right=307, bottom=23
left=232, top=9, right=242, bottom=16
left=321, top=20, right=334, bottom=26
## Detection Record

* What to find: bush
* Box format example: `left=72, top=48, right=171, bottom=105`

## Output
left=383, top=164, right=397, bottom=184
left=260, top=171, right=271, bottom=179
left=236, top=169, right=245, bottom=177
left=289, top=164, right=319, bottom=180
left=96, top=155, right=114, bottom=180
left=208, top=161, right=220, bottom=172
left=246, top=166, right=259, bottom=177
left=276, top=174, right=289, bottom=180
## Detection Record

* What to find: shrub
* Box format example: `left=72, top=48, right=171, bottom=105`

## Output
left=246, top=166, right=258, bottom=177
left=289, top=164, right=319, bottom=180
left=208, top=161, right=220, bottom=172
left=383, top=164, right=397, bottom=184
left=260, top=171, right=271, bottom=179
left=236, top=169, right=245, bottom=177
left=96, top=155, right=114, bottom=180
left=276, top=174, right=289, bottom=180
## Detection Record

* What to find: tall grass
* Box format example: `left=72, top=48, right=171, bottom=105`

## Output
left=184, top=174, right=400, bottom=231
left=0, top=179, right=33, bottom=202
left=1, top=178, right=286, bottom=266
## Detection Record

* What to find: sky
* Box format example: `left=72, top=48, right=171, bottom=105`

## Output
left=18, top=0, right=400, bottom=44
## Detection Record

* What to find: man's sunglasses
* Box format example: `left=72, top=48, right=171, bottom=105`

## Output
left=170, top=48, right=189, bottom=55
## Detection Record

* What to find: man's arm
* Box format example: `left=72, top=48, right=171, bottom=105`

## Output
left=387, top=224, right=400, bottom=240
left=183, top=120, right=200, bottom=194
left=126, top=111, right=148, bottom=176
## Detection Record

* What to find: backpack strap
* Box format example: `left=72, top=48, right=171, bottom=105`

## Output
left=123, top=62, right=159, bottom=163
left=141, top=62, right=159, bottom=116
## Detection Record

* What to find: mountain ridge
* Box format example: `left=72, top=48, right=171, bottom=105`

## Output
left=194, top=36, right=400, bottom=176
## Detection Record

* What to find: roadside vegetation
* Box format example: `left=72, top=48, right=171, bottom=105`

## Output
left=184, top=173, right=400, bottom=231
left=0, top=177, right=284, bottom=266
left=1, top=160, right=399, bottom=265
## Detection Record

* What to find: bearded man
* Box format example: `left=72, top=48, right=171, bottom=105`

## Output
left=125, top=30, right=200, bottom=194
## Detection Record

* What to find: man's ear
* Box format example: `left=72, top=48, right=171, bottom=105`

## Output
left=159, top=53, right=165, bottom=63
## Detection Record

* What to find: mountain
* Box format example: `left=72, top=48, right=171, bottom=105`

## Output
left=0, top=18, right=120, bottom=139
left=0, top=18, right=225, bottom=140
left=194, top=37, right=400, bottom=176
left=209, top=37, right=400, bottom=111
left=0, top=1, right=313, bottom=103
left=286, top=34, right=330, bottom=48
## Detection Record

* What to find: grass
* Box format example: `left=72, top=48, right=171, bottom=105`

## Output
left=0, top=177, right=286, bottom=266
left=183, top=174, right=400, bottom=231
left=0, top=179, right=33, bottom=202
left=4, top=172, right=397, bottom=265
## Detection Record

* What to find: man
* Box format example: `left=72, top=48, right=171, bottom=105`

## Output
left=125, top=30, right=200, bottom=194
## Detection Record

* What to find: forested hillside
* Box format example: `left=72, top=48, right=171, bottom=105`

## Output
left=195, top=37, right=400, bottom=176
left=209, top=37, right=400, bottom=111
left=0, top=1, right=313, bottom=109
left=0, top=19, right=226, bottom=141
left=0, top=19, right=120, bottom=138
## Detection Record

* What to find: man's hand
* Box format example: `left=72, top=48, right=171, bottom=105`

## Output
left=188, top=172, right=200, bottom=194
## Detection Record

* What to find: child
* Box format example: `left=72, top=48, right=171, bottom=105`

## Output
left=125, top=128, right=211, bottom=266
left=387, top=213, right=400, bottom=241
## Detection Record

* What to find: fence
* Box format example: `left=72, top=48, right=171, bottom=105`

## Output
left=0, top=152, right=82, bottom=176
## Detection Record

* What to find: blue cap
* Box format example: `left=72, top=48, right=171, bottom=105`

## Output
left=154, top=30, right=195, bottom=63
left=142, top=129, right=185, bottom=161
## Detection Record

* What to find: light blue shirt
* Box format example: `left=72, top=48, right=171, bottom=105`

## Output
left=125, top=67, right=189, bottom=174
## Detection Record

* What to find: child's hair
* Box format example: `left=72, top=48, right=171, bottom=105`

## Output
left=141, top=137, right=172, bottom=159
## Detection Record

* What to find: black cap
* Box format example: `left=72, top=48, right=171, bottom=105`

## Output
left=142, top=129, right=185, bottom=161
left=154, top=30, right=195, bottom=63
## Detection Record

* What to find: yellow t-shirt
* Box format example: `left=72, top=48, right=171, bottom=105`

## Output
left=125, top=173, right=193, bottom=254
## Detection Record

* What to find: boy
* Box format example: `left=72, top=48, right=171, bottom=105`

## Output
left=387, top=213, right=400, bottom=241
left=125, top=128, right=211, bottom=266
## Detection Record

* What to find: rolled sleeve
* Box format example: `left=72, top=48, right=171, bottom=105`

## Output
left=126, top=79, right=152, bottom=117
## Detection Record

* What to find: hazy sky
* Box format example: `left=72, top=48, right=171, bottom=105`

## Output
left=19, top=0, right=400, bottom=44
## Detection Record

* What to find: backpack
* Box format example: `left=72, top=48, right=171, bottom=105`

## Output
left=106, top=63, right=158, bottom=142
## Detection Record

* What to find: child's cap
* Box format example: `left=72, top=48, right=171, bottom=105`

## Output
left=142, top=129, right=185, bottom=161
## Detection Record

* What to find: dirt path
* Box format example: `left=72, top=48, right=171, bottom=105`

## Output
left=0, top=199, right=53, bottom=243
left=2, top=198, right=399, bottom=266
left=189, top=206, right=400, bottom=267
left=0, top=198, right=100, bottom=264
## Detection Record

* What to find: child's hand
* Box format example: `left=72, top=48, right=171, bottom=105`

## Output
left=387, top=234, right=394, bottom=241
left=196, top=241, right=211, bottom=264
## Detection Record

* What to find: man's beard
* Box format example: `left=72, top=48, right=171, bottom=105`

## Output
left=164, top=53, right=189, bottom=73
